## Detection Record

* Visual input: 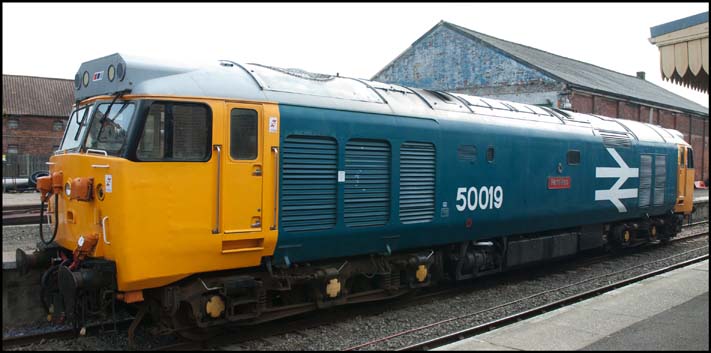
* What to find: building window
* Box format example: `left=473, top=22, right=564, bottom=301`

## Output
left=53, top=120, right=64, bottom=131
left=8, top=119, right=19, bottom=129
left=7, top=144, right=19, bottom=154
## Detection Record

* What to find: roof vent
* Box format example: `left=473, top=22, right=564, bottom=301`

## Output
left=636, top=71, right=645, bottom=80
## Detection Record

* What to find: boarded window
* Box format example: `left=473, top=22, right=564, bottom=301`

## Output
left=457, top=145, right=476, bottom=161
left=344, top=139, right=391, bottom=227
left=281, top=135, right=337, bottom=232
left=53, top=120, right=64, bottom=131
left=486, top=146, right=495, bottom=162
left=400, top=142, right=435, bottom=224
left=137, top=102, right=211, bottom=161
left=230, top=109, right=259, bottom=160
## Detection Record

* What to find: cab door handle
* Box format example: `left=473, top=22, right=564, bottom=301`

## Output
left=252, top=166, right=262, bottom=176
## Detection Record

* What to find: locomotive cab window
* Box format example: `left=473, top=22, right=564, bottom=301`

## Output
left=136, top=102, right=211, bottom=161
left=687, top=148, right=694, bottom=168
left=567, top=150, right=580, bottom=165
left=230, top=109, right=259, bottom=160
left=85, top=102, right=136, bottom=155
left=59, top=105, right=92, bottom=151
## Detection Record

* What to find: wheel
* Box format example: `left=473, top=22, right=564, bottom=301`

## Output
left=169, top=303, right=219, bottom=341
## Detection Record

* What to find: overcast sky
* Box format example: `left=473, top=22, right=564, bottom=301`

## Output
left=3, top=2, right=709, bottom=108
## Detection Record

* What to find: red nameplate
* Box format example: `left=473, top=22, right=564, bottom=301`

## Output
left=548, top=176, right=571, bottom=189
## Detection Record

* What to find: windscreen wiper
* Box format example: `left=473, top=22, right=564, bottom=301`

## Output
left=94, top=91, right=127, bottom=142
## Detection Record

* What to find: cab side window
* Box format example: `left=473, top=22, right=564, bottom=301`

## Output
left=230, top=109, right=259, bottom=160
left=687, top=148, right=694, bottom=169
left=136, top=102, right=211, bottom=161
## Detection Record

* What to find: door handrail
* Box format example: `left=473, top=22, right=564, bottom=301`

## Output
left=213, top=145, right=222, bottom=234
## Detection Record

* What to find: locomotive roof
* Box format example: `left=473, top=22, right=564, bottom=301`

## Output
left=75, top=53, right=687, bottom=146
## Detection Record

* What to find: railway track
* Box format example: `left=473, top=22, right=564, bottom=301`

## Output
left=177, top=225, right=711, bottom=351
left=347, top=242, right=709, bottom=351
left=2, top=203, right=44, bottom=226
left=1, top=318, right=133, bottom=350
left=2, top=224, right=708, bottom=351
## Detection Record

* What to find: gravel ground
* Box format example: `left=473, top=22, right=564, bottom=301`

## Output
left=2, top=224, right=49, bottom=252
left=235, top=228, right=709, bottom=351
left=4, top=223, right=706, bottom=351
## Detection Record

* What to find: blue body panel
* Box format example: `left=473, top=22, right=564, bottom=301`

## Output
left=273, top=104, right=678, bottom=266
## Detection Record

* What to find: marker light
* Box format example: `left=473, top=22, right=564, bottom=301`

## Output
left=65, top=182, right=72, bottom=197
left=108, top=65, right=115, bottom=82
left=117, top=63, right=125, bottom=81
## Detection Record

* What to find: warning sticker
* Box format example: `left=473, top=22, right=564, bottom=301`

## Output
left=269, top=117, right=278, bottom=133
left=105, top=174, right=113, bottom=193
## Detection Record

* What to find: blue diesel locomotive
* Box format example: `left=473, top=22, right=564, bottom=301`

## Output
left=23, top=54, right=695, bottom=338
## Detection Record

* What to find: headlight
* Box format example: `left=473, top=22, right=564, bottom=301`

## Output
left=65, top=182, right=72, bottom=197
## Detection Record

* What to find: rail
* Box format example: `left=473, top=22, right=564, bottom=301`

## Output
left=396, top=253, right=709, bottom=351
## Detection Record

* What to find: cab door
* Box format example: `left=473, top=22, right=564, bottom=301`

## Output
left=677, top=146, right=687, bottom=205
left=222, top=103, right=264, bottom=234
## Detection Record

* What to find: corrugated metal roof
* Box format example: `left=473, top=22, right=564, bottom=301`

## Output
left=2, top=75, right=74, bottom=117
left=440, top=21, right=708, bottom=117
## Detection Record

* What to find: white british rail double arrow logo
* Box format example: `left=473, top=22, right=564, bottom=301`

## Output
left=595, top=148, right=639, bottom=213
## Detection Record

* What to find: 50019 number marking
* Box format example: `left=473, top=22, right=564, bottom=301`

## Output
left=456, top=186, right=503, bottom=211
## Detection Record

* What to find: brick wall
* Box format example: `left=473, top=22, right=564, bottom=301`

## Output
left=3, top=115, right=67, bottom=155
left=570, top=91, right=708, bottom=181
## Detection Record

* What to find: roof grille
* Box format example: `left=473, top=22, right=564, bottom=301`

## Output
left=598, top=130, right=632, bottom=147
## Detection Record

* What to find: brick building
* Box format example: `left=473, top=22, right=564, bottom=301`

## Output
left=373, top=21, right=709, bottom=181
left=2, top=75, right=74, bottom=156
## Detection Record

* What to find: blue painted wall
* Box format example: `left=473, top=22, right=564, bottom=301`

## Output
left=373, top=25, right=558, bottom=92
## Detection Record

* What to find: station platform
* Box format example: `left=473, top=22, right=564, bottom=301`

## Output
left=435, top=260, right=709, bottom=351
left=2, top=190, right=42, bottom=207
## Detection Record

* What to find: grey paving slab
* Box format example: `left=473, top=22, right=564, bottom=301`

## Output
left=437, top=260, right=709, bottom=351
left=435, top=337, right=516, bottom=351
left=582, top=292, right=709, bottom=351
